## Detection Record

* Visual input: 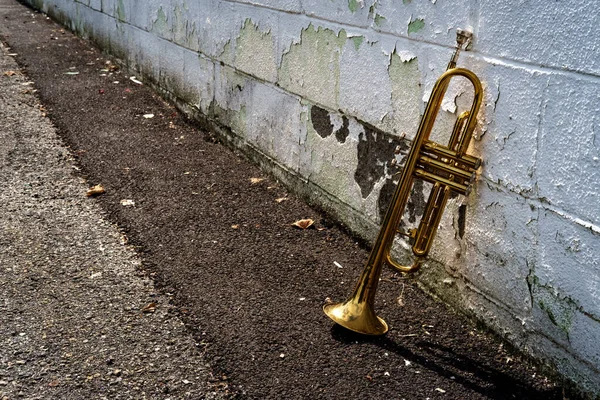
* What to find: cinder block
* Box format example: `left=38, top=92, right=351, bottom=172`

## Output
left=478, top=0, right=600, bottom=76
left=278, top=22, right=346, bottom=111
left=369, top=0, right=477, bottom=47
left=535, top=209, right=600, bottom=317
left=245, top=83, right=305, bottom=171
left=569, top=311, right=600, bottom=370
left=182, top=50, right=215, bottom=114
left=89, top=0, right=101, bottom=11
left=475, top=62, right=550, bottom=194
left=301, top=0, right=373, bottom=28
left=538, top=74, right=600, bottom=226
left=126, top=24, right=163, bottom=84
left=224, top=0, right=302, bottom=13
left=338, top=36, right=392, bottom=128
left=213, top=63, right=252, bottom=136
left=232, top=16, right=278, bottom=83
left=456, top=183, right=536, bottom=314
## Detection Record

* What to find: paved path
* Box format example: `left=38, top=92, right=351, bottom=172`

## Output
left=0, top=19, right=219, bottom=400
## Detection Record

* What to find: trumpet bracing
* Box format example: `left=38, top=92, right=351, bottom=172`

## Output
left=323, top=29, right=483, bottom=335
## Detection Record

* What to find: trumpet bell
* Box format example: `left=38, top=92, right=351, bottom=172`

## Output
left=323, top=300, right=388, bottom=335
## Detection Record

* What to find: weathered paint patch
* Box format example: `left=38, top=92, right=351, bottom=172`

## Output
left=152, top=7, right=169, bottom=36
left=351, top=35, right=364, bottom=51
left=335, top=117, right=350, bottom=143
left=279, top=24, right=347, bottom=109
left=381, top=52, right=421, bottom=136
left=374, top=13, right=386, bottom=27
left=377, top=136, right=424, bottom=224
left=116, top=0, right=126, bottom=22
left=354, top=125, right=398, bottom=198
left=310, top=105, right=350, bottom=144
left=407, top=18, right=425, bottom=34
left=235, top=19, right=277, bottom=83
left=348, top=0, right=359, bottom=13
left=310, top=105, right=334, bottom=139
left=529, top=274, right=577, bottom=335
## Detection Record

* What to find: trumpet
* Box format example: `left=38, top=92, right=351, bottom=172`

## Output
left=323, top=29, right=483, bottom=335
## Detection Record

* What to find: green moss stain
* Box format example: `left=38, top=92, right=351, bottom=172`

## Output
left=152, top=7, right=169, bottom=36
left=31, top=0, right=44, bottom=11
left=407, top=18, right=425, bottom=34
left=235, top=19, right=277, bottom=82
left=374, top=14, right=386, bottom=27
left=279, top=25, right=347, bottom=108
left=351, top=36, right=364, bottom=51
left=528, top=274, right=576, bottom=335
left=382, top=52, right=421, bottom=134
left=116, top=0, right=126, bottom=22
left=348, top=0, right=359, bottom=12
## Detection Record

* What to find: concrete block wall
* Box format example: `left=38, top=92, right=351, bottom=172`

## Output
left=24, top=0, right=600, bottom=395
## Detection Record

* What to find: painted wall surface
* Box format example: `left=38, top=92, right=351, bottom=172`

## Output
left=25, top=0, right=600, bottom=395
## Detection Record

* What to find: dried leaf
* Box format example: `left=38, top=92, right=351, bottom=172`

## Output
left=292, top=218, right=314, bottom=229
left=120, top=199, right=135, bottom=207
left=250, top=177, right=265, bottom=185
left=231, top=224, right=240, bottom=229
left=3, top=70, right=18, bottom=76
left=275, top=197, right=288, bottom=203
left=86, top=184, right=105, bottom=197
left=141, top=302, right=157, bottom=313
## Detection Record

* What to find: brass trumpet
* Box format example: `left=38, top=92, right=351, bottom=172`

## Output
left=323, top=29, right=483, bottom=335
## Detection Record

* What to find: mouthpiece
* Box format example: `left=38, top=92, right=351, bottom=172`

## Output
left=448, top=28, right=473, bottom=69
left=456, top=29, right=473, bottom=50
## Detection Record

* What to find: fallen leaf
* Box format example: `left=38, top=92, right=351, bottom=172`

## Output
left=250, top=177, right=265, bottom=185
left=292, top=219, right=314, bottom=229
left=120, top=199, right=135, bottom=207
left=3, top=70, right=18, bottom=76
left=141, top=302, right=157, bottom=313
left=275, top=197, right=288, bottom=203
left=86, top=184, right=105, bottom=197
left=48, top=380, right=60, bottom=387
left=129, top=76, right=143, bottom=85
left=143, top=113, right=154, bottom=119
left=231, top=224, right=240, bottom=229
